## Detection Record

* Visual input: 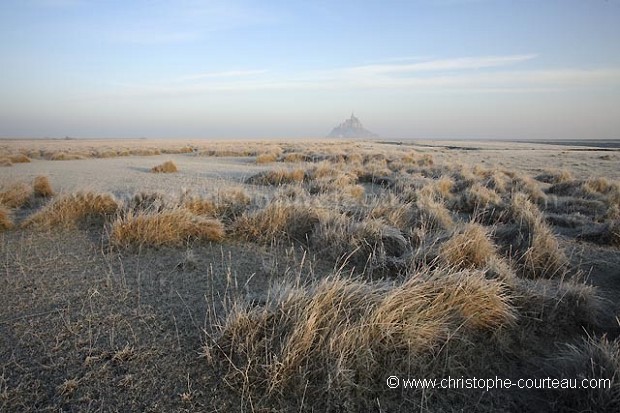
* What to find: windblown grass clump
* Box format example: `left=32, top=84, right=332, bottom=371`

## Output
left=548, top=336, right=620, bottom=412
left=0, top=206, right=13, bottom=230
left=457, top=183, right=503, bottom=213
left=213, top=187, right=252, bottom=221
left=22, top=192, right=119, bottom=229
left=33, top=176, right=54, bottom=198
left=9, top=153, right=31, bottom=163
left=536, top=169, right=573, bottom=184
left=441, top=223, right=498, bottom=269
left=508, top=276, right=604, bottom=334
left=48, top=151, right=86, bottom=161
left=151, top=160, right=178, bottom=173
left=233, top=201, right=320, bottom=244
left=206, top=270, right=515, bottom=410
left=256, top=152, right=279, bottom=164
left=246, top=168, right=306, bottom=186
left=181, top=194, right=216, bottom=216
left=128, top=191, right=169, bottom=213
left=0, top=182, right=32, bottom=208
left=109, top=209, right=224, bottom=248
left=0, top=158, right=12, bottom=167
left=499, top=193, right=569, bottom=278
left=311, top=215, right=408, bottom=267
left=415, top=194, right=455, bottom=232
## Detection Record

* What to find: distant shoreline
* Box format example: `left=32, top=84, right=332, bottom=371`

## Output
left=515, top=139, right=620, bottom=149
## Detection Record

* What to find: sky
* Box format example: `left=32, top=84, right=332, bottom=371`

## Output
left=1, top=0, right=619, bottom=140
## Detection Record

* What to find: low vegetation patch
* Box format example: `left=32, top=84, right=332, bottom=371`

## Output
left=441, top=223, right=498, bottom=269
left=151, top=160, right=178, bottom=173
left=22, top=191, right=119, bottom=228
left=206, top=269, right=514, bottom=410
left=0, top=206, right=13, bottom=230
left=33, top=176, right=54, bottom=198
left=0, top=182, right=32, bottom=209
left=246, top=168, right=306, bottom=185
left=109, top=209, right=224, bottom=248
left=9, top=153, right=31, bottom=163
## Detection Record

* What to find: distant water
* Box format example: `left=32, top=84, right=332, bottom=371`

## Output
left=516, top=139, right=620, bottom=149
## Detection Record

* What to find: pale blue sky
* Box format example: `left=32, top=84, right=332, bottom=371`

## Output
left=1, top=0, right=619, bottom=139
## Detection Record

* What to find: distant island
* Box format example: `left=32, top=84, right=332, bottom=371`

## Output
left=327, top=114, right=378, bottom=139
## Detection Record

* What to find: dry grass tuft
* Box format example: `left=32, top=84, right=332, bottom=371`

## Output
left=57, top=378, right=80, bottom=397
left=457, top=183, right=502, bottom=213
left=128, top=191, right=169, bottom=212
left=536, top=169, right=573, bottom=184
left=441, top=223, right=498, bottom=269
left=585, top=177, right=619, bottom=195
left=33, top=176, right=54, bottom=198
left=151, top=160, right=178, bottom=173
left=233, top=201, right=319, bottom=244
left=48, top=151, right=86, bottom=161
left=247, top=168, right=306, bottom=186
left=416, top=194, right=454, bottom=231
left=311, top=216, right=408, bottom=266
left=0, top=158, right=12, bottom=167
left=207, top=269, right=514, bottom=407
left=0, top=206, right=13, bottom=230
left=110, top=209, right=224, bottom=248
left=22, top=192, right=119, bottom=228
left=256, top=152, right=279, bottom=164
left=213, top=187, right=252, bottom=221
left=549, top=336, right=620, bottom=412
left=9, top=153, right=31, bottom=163
left=181, top=195, right=217, bottom=216
left=0, top=182, right=33, bottom=208
left=500, top=193, right=569, bottom=278
left=610, top=220, right=620, bottom=247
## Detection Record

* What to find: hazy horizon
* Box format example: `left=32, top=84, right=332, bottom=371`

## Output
left=1, top=0, right=619, bottom=140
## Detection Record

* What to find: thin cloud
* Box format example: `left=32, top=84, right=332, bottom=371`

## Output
left=176, top=70, right=268, bottom=82
left=342, top=54, right=538, bottom=76
left=110, top=56, right=620, bottom=98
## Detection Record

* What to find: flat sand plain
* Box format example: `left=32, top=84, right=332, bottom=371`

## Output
left=1, top=138, right=619, bottom=412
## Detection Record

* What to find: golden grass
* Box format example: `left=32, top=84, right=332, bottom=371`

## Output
left=213, top=187, right=252, bottom=221
left=458, top=183, right=502, bottom=213
left=48, top=152, right=86, bottom=161
left=536, top=169, right=574, bottom=184
left=109, top=209, right=224, bottom=248
left=0, top=206, right=13, bottom=230
left=0, top=158, right=12, bottom=167
left=0, top=182, right=32, bottom=208
left=585, top=177, right=619, bottom=194
left=22, top=192, right=119, bottom=228
left=130, top=148, right=162, bottom=156
left=33, top=176, right=54, bottom=198
left=282, top=152, right=307, bottom=162
left=151, top=160, right=178, bottom=173
left=208, top=269, right=514, bottom=404
left=307, top=212, right=408, bottom=267
left=505, top=193, right=569, bottom=278
left=181, top=195, right=216, bottom=216
left=9, top=153, right=31, bottom=163
left=441, top=223, right=498, bottom=269
left=247, top=168, right=306, bottom=186
left=256, top=152, right=279, bottom=164
left=416, top=194, right=454, bottom=231
left=233, top=201, right=319, bottom=243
